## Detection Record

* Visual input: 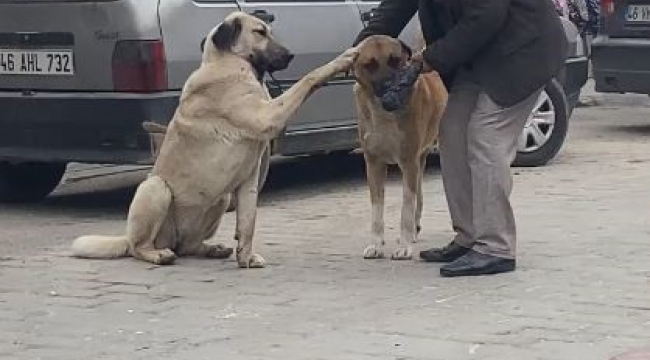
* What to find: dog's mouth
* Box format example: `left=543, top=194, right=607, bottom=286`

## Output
left=250, top=48, right=295, bottom=80
left=375, top=62, right=422, bottom=112
left=267, top=52, right=294, bottom=73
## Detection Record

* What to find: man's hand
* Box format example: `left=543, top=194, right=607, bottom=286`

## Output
left=411, top=50, right=434, bottom=73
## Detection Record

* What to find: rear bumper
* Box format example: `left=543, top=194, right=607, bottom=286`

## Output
left=0, top=91, right=179, bottom=164
left=591, top=36, right=650, bottom=94
left=563, top=55, right=589, bottom=110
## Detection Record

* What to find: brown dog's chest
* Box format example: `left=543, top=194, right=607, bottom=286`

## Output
left=360, top=118, right=408, bottom=164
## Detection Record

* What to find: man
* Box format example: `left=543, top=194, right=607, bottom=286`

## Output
left=354, top=0, right=567, bottom=277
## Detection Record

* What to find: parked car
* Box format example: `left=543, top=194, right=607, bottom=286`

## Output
left=0, top=0, right=588, bottom=204
left=591, top=0, right=650, bottom=94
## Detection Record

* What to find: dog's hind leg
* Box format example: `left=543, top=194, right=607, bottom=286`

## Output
left=126, top=176, right=177, bottom=265
left=415, top=152, right=428, bottom=237
left=176, top=195, right=233, bottom=259
left=393, top=160, right=420, bottom=260
left=234, top=165, right=265, bottom=269
left=363, top=155, right=387, bottom=259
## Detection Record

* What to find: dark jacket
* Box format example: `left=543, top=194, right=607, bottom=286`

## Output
left=354, top=0, right=569, bottom=107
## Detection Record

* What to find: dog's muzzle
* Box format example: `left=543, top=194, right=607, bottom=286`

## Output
left=268, top=52, right=294, bottom=73
left=377, top=62, right=423, bottom=112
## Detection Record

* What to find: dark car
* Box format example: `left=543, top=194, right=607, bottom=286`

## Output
left=591, top=0, right=650, bottom=94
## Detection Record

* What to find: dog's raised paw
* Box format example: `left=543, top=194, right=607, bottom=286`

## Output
left=238, top=254, right=266, bottom=269
left=391, top=246, right=413, bottom=261
left=363, top=245, right=385, bottom=259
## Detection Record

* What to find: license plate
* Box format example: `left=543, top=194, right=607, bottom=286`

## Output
left=626, top=5, right=650, bottom=23
left=0, top=49, right=74, bottom=76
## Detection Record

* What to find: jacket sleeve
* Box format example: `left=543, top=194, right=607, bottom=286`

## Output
left=423, top=0, right=510, bottom=75
left=353, top=0, right=419, bottom=46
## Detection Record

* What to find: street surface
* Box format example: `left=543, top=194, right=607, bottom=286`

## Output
left=1, top=82, right=649, bottom=360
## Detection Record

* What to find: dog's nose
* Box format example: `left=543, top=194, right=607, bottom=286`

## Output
left=284, top=53, right=295, bottom=63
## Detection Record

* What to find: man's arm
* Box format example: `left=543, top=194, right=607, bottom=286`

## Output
left=353, top=0, right=418, bottom=46
left=422, top=0, right=510, bottom=75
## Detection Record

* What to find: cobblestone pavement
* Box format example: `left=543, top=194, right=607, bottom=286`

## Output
left=1, top=90, right=650, bottom=360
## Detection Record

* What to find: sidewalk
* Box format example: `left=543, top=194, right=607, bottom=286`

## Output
left=1, top=89, right=649, bottom=360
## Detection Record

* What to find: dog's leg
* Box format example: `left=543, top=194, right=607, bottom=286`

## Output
left=393, top=161, right=420, bottom=260
left=415, top=153, right=428, bottom=237
left=176, top=195, right=233, bottom=259
left=363, top=155, right=387, bottom=259
left=227, top=48, right=358, bottom=140
left=234, top=165, right=265, bottom=269
left=126, top=176, right=177, bottom=265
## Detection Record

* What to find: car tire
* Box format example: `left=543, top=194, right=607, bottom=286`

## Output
left=513, top=79, right=569, bottom=167
left=226, top=144, right=271, bottom=212
left=0, top=162, right=67, bottom=203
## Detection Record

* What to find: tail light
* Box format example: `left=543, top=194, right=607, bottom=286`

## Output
left=112, top=40, right=167, bottom=92
left=601, top=0, right=615, bottom=15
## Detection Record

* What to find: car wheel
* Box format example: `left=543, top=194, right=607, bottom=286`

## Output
left=0, top=162, right=67, bottom=203
left=227, top=144, right=271, bottom=212
left=513, top=79, right=569, bottom=167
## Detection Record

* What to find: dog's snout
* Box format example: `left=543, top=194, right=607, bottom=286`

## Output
left=267, top=47, right=294, bottom=72
left=372, top=76, right=394, bottom=98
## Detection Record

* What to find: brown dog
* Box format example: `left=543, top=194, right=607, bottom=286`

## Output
left=353, top=35, right=448, bottom=260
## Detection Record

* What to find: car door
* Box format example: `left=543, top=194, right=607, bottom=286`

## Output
left=159, top=0, right=241, bottom=89
left=354, top=0, right=422, bottom=49
left=237, top=0, right=363, bottom=136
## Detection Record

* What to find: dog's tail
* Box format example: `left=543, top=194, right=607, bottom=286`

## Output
left=71, top=235, right=130, bottom=259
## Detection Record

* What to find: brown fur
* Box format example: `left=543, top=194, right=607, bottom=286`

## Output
left=353, top=35, right=447, bottom=260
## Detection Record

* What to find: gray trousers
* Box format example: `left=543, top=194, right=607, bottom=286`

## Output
left=439, top=72, right=542, bottom=259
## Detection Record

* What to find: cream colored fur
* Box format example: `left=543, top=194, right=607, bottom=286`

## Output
left=72, top=11, right=358, bottom=267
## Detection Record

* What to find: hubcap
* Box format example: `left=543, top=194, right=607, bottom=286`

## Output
left=517, top=91, right=556, bottom=153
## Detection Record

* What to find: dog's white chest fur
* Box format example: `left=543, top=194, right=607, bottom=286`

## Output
left=360, top=114, right=406, bottom=164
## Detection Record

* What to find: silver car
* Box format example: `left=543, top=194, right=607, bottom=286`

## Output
left=0, top=0, right=588, bottom=203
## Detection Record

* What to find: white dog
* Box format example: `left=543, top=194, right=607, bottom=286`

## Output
left=72, top=11, right=358, bottom=268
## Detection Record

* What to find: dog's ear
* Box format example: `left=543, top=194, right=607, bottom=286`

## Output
left=212, top=17, right=242, bottom=52
left=200, top=37, right=207, bottom=53
left=398, top=39, right=412, bottom=60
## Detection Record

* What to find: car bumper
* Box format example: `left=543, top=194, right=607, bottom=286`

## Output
left=563, top=55, right=589, bottom=110
left=591, top=36, right=650, bottom=94
left=0, top=91, right=179, bottom=164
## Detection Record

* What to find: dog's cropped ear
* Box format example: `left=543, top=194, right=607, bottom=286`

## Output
left=200, top=37, right=207, bottom=53
left=398, top=39, right=413, bottom=60
left=212, top=17, right=243, bottom=52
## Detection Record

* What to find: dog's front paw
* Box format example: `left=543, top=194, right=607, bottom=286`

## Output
left=391, top=246, right=413, bottom=261
left=238, top=253, right=266, bottom=269
left=330, top=47, right=359, bottom=74
left=363, top=244, right=385, bottom=259
left=155, top=248, right=177, bottom=265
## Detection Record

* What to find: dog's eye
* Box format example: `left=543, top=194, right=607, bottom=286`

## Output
left=387, top=55, right=400, bottom=69
left=253, top=29, right=267, bottom=37
left=363, top=58, right=379, bottom=73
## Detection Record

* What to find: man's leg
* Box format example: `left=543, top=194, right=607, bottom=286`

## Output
left=420, top=73, right=480, bottom=262
left=440, top=89, right=542, bottom=276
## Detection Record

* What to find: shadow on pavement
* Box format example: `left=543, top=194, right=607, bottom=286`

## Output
left=20, top=152, right=441, bottom=215
left=605, top=123, right=650, bottom=137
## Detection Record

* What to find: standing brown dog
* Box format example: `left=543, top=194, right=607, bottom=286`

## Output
left=353, top=35, right=447, bottom=260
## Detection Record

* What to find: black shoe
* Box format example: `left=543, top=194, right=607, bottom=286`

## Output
left=420, top=241, right=471, bottom=263
left=440, top=250, right=515, bottom=277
